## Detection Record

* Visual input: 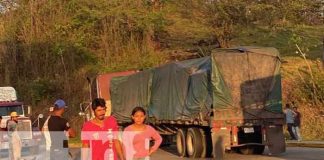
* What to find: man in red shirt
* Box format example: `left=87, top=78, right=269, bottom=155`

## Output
left=81, top=98, right=124, bottom=160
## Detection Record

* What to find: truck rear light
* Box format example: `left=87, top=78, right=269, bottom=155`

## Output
left=232, top=126, right=238, bottom=144
left=262, top=127, right=266, bottom=142
left=233, top=134, right=237, bottom=143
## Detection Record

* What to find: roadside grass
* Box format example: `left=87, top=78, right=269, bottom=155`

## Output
left=164, top=20, right=324, bottom=59
left=282, top=57, right=324, bottom=140
left=231, top=25, right=324, bottom=59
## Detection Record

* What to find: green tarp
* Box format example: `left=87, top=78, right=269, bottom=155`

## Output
left=110, top=47, right=282, bottom=122
left=149, top=57, right=214, bottom=120
left=212, top=47, right=282, bottom=112
left=110, top=70, right=152, bottom=122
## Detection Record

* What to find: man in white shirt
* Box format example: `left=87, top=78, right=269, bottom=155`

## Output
left=7, top=112, right=22, bottom=160
left=284, top=104, right=297, bottom=140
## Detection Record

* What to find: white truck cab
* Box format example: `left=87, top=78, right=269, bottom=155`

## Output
left=0, top=87, right=41, bottom=159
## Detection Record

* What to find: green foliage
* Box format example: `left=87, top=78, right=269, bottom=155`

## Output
left=295, top=65, right=324, bottom=103
left=29, top=78, right=58, bottom=104
left=0, top=0, right=322, bottom=102
left=0, top=0, right=167, bottom=109
left=231, top=25, right=324, bottom=58
left=283, top=60, right=324, bottom=140
left=171, top=0, right=323, bottom=48
left=0, top=0, right=323, bottom=138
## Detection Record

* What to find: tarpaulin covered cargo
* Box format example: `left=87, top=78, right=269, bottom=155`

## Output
left=96, top=71, right=136, bottom=100
left=149, top=57, right=215, bottom=120
left=110, top=70, right=152, bottom=122
left=212, top=47, right=282, bottom=112
left=110, top=47, right=282, bottom=122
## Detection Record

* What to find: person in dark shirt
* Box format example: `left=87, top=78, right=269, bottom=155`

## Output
left=292, top=106, right=302, bottom=141
left=48, top=99, right=76, bottom=160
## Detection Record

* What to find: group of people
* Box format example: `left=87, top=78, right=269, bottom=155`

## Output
left=284, top=102, right=302, bottom=141
left=1, top=98, right=305, bottom=159
left=44, top=98, right=162, bottom=160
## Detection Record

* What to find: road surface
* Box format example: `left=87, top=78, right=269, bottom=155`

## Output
left=4, top=144, right=321, bottom=160
left=150, top=145, right=324, bottom=160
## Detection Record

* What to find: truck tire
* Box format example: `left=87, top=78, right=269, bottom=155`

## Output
left=200, top=128, right=212, bottom=158
left=253, top=145, right=265, bottom=154
left=161, top=135, right=173, bottom=146
left=239, top=146, right=253, bottom=155
left=186, top=127, right=203, bottom=158
left=176, top=128, right=187, bottom=157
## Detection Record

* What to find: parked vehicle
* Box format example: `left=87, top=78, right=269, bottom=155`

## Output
left=0, top=87, right=42, bottom=159
left=81, top=47, right=286, bottom=158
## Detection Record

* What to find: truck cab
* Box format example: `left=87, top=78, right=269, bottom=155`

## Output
left=0, top=87, right=42, bottom=159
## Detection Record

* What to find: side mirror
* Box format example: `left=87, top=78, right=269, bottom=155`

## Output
left=38, top=114, right=44, bottom=119
left=79, top=103, right=85, bottom=116
left=79, top=102, right=92, bottom=121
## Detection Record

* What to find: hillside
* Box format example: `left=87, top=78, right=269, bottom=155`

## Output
left=164, top=22, right=324, bottom=140
left=0, top=0, right=323, bottom=140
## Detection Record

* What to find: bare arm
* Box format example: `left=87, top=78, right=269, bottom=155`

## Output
left=81, top=143, right=90, bottom=160
left=149, top=127, right=162, bottom=155
left=291, top=111, right=298, bottom=118
left=68, top=128, right=76, bottom=138
left=114, top=139, right=125, bottom=160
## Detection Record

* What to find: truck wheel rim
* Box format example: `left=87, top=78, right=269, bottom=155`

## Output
left=187, top=134, right=194, bottom=155
left=176, top=133, right=183, bottom=154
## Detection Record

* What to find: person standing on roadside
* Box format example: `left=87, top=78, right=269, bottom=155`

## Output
left=42, top=105, right=54, bottom=159
left=48, top=99, right=76, bottom=160
left=284, top=104, right=297, bottom=140
left=0, top=116, right=5, bottom=131
left=292, top=106, right=302, bottom=141
left=7, top=112, right=22, bottom=160
left=0, top=116, right=4, bottom=142
left=123, top=106, right=162, bottom=160
left=81, top=98, right=124, bottom=160
left=0, top=116, right=3, bottom=137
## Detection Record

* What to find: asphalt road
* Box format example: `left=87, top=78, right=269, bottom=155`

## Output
left=6, top=144, right=321, bottom=160
left=150, top=145, right=324, bottom=160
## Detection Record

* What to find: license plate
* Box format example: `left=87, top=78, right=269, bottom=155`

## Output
left=244, top=127, right=254, bottom=133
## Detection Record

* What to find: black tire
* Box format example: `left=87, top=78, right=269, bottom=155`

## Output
left=186, top=128, right=203, bottom=158
left=176, top=128, right=187, bottom=157
left=161, top=135, right=173, bottom=146
left=200, top=128, right=213, bottom=158
left=253, top=145, right=265, bottom=154
left=239, top=146, right=253, bottom=155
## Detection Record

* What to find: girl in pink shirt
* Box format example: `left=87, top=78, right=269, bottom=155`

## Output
left=123, top=107, right=162, bottom=160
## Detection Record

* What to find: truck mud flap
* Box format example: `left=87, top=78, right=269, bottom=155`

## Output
left=265, top=125, right=286, bottom=155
